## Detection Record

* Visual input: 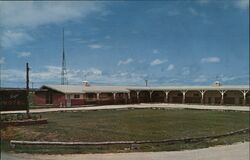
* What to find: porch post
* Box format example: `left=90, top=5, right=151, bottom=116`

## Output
left=165, top=91, right=169, bottom=103
left=136, top=91, right=140, bottom=103
left=128, top=92, right=131, bottom=104
left=97, top=92, right=100, bottom=104
left=149, top=91, right=153, bottom=102
left=113, top=92, right=116, bottom=104
left=200, top=90, right=206, bottom=104
left=219, top=90, right=226, bottom=105
left=182, top=90, right=187, bottom=104
left=241, top=90, right=248, bottom=106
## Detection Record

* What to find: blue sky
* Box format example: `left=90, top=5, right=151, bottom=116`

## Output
left=0, top=0, right=249, bottom=87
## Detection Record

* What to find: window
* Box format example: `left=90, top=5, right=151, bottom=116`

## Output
left=74, top=94, right=80, bottom=99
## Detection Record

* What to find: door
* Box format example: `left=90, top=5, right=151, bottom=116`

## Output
left=46, top=92, right=53, bottom=104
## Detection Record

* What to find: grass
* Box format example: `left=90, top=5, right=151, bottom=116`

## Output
left=1, top=108, right=249, bottom=154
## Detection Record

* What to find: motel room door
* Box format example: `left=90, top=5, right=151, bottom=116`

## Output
left=46, top=92, right=53, bottom=104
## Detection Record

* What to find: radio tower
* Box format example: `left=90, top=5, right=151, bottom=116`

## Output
left=61, top=28, right=67, bottom=85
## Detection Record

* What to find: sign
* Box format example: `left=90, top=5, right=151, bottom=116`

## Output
left=0, top=89, right=28, bottom=111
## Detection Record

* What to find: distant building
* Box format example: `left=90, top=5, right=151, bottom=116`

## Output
left=34, top=81, right=250, bottom=107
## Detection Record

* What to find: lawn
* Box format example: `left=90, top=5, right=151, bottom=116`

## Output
left=1, top=108, right=249, bottom=153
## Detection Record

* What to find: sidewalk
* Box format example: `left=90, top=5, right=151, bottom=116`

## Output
left=2, top=142, right=249, bottom=160
left=1, top=103, right=249, bottom=114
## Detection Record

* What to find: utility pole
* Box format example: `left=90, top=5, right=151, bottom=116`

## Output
left=145, top=79, right=148, bottom=86
left=61, top=28, right=67, bottom=85
left=26, top=63, right=30, bottom=118
left=0, top=62, right=1, bottom=88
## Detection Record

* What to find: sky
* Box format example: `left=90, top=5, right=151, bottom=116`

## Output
left=0, top=0, right=249, bottom=88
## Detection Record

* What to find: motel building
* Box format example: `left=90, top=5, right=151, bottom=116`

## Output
left=34, top=81, right=250, bottom=107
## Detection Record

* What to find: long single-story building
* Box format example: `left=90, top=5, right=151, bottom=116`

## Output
left=34, top=81, right=250, bottom=107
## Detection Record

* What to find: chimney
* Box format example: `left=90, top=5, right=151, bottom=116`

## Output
left=82, top=81, right=90, bottom=87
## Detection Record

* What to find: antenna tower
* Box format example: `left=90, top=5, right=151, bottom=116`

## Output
left=61, top=28, right=67, bottom=85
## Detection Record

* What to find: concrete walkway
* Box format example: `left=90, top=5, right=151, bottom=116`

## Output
left=1, top=103, right=249, bottom=114
left=2, top=142, right=249, bottom=160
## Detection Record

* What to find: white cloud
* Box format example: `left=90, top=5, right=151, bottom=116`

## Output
left=234, top=0, right=249, bottom=10
left=17, top=51, right=31, bottom=57
left=0, top=1, right=106, bottom=48
left=31, top=66, right=103, bottom=83
left=167, top=64, right=175, bottom=71
left=88, top=44, right=103, bottom=49
left=118, top=58, right=133, bottom=66
left=194, top=75, right=207, bottom=82
left=152, top=49, right=159, bottom=54
left=188, top=7, right=199, bottom=16
left=105, top=35, right=111, bottom=39
left=0, top=57, right=5, bottom=64
left=1, top=69, right=25, bottom=82
left=150, top=59, right=167, bottom=66
left=93, top=72, right=147, bottom=85
left=1, top=30, right=33, bottom=48
left=1, top=65, right=146, bottom=86
left=220, top=74, right=249, bottom=82
left=182, top=67, right=190, bottom=76
left=83, top=68, right=102, bottom=77
left=201, top=57, right=220, bottom=63
left=0, top=1, right=106, bottom=28
left=30, top=65, right=61, bottom=82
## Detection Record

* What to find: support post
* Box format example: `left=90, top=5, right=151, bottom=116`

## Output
left=165, top=91, right=169, bottom=103
left=128, top=92, right=131, bottom=104
left=66, top=94, right=71, bottom=107
left=219, top=90, right=226, bottom=105
left=243, top=93, right=246, bottom=106
left=136, top=91, right=140, bottom=104
left=113, top=92, right=116, bottom=104
left=182, top=90, right=187, bottom=104
left=200, top=90, right=206, bottom=104
left=149, top=91, right=153, bottom=102
left=97, top=93, right=100, bottom=104
left=241, top=90, right=248, bottom=106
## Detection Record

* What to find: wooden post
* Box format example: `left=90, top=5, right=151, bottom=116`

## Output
left=165, top=91, right=169, bottom=103
left=128, top=92, right=131, bottom=104
left=200, top=90, right=206, bottom=104
left=149, top=91, right=153, bottom=102
left=113, top=92, right=116, bottom=104
left=182, top=90, right=187, bottom=104
left=136, top=91, right=140, bottom=104
left=241, top=90, right=248, bottom=106
left=97, top=93, right=100, bottom=104
left=219, top=90, right=226, bottom=105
